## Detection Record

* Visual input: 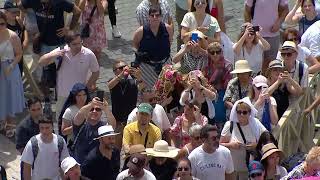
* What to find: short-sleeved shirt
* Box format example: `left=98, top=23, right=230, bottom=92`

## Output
left=276, top=45, right=312, bottom=65
left=21, top=0, right=74, bottom=46
left=136, top=0, right=172, bottom=26
left=62, top=105, right=79, bottom=124
left=287, top=60, right=309, bottom=88
left=54, top=45, right=100, bottom=97
left=122, top=121, right=161, bottom=148
left=252, top=97, right=277, bottom=121
left=81, top=146, right=120, bottom=180
left=21, top=134, right=69, bottom=180
left=300, top=20, right=320, bottom=57
left=15, top=116, right=40, bottom=151
left=188, top=145, right=234, bottom=180
left=245, top=0, right=288, bottom=37
left=116, top=169, right=156, bottom=180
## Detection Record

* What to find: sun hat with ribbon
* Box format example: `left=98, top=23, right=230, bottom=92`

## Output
left=261, top=143, right=284, bottom=161
left=146, top=140, right=180, bottom=158
left=94, top=125, right=120, bottom=140
left=231, top=60, right=253, bottom=74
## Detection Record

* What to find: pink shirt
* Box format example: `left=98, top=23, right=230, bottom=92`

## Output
left=245, top=0, right=288, bottom=37
left=55, top=46, right=99, bottom=97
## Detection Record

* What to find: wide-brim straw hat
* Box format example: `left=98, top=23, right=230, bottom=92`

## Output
left=261, top=143, right=284, bottom=161
left=146, top=140, right=180, bottom=158
left=231, top=60, right=253, bottom=74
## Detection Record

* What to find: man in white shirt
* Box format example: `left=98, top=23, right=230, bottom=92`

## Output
left=188, top=124, right=235, bottom=180
left=21, top=117, right=69, bottom=180
left=300, top=20, right=320, bottom=58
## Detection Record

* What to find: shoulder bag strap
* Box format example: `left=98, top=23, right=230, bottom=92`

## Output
left=71, top=122, right=86, bottom=150
left=87, top=5, right=97, bottom=24
left=236, top=122, right=247, bottom=144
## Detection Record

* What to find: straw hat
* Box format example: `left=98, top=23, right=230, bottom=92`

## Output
left=231, top=60, right=253, bottom=74
left=146, top=140, right=179, bottom=158
left=280, top=41, right=298, bottom=52
left=261, top=143, right=284, bottom=161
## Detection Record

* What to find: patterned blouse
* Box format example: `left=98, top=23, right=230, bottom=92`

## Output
left=282, top=163, right=320, bottom=179
left=178, top=51, right=208, bottom=74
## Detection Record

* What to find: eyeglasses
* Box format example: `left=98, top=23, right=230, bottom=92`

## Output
left=149, top=14, right=161, bottom=18
left=0, top=22, right=6, bottom=26
left=192, top=136, right=201, bottom=140
left=209, top=50, right=222, bottom=55
left=250, top=172, right=262, bottom=178
left=90, top=107, right=102, bottom=112
left=236, top=110, right=249, bottom=115
left=281, top=52, right=294, bottom=57
left=177, top=167, right=190, bottom=171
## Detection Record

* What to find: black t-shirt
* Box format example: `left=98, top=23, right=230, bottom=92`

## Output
left=7, top=20, right=24, bottom=41
left=272, top=85, right=290, bottom=117
left=149, top=158, right=177, bottom=180
left=110, top=77, right=138, bottom=122
left=81, top=146, right=120, bottom=180
left=21, top=0, right=74, bottom=46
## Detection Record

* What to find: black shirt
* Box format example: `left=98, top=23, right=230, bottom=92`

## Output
left=15, top=117, right=40, bottom=151
left=149, top=158, right=177, bottom=180
left=81, top=146, right=120, bottom=180
left=110, top=77, right=138, bottom=122
left=21, top=0, right=74, bottom=46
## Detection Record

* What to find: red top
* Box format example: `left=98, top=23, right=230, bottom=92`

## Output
left=210, top=7, right=218, bottom=19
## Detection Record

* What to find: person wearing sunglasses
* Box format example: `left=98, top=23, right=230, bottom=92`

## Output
left=220, top=97, right=267, bottom=180
left=173, top=157, right=199, bottom=180
left=71, top=96, right=116, bottom=164
left=233, top=23, right=271, bottom=75
left=248, top=161, right=265, bottom=180
left=279, top=41, right=309, bottom=90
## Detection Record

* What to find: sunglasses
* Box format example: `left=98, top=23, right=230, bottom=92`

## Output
left=149, top=14, right=161, bottom=18
left=281, top=52, right=294, bottom=57
left=210, top=50, right=222, bottom=55
left=256, top=86, right=267, bottom=91
left=250, top=172, right=262, bottom=178
left=177, top=167, right=190, bottom=171
left=90, top=107, right=102, bottom=112
left=236, top=110, right=249, bottom=115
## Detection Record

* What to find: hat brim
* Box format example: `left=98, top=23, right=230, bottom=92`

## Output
left=64, top=162, right=80, bottom=174
left=269, top=65, right=284, bottom=69
left=137, top=109, right=152, bottom=115
left=145, top=147, right=179, bottom=158
left=261, top=149, right=284, bottom=161
left=230, top=69, right=252, bottom=74
left=254, top=82, right=268, bottom=88
left=94, top=132, right=120, bottom=140
left=249, top=169, right=264, bottom=175
left=280, top=47, right=297, bottom=53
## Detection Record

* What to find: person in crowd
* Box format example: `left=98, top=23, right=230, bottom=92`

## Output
left=279, top=41, right=309, bottom=89
left=108, top=60, right=144, bottom=148
left=0, top=165, right=7, bottom=180
left=220, top=97, right=267, bottom=179
left=189, top=124, right=235, bottom=180
left=16, top=97, right=42, bottom=154
left=175, top=123, right=203, bottom=159
left=254, top=131, right=278, bottom=161
left=81, top=125, right=120, bottom=180
left=127, top=89, right=171, bottom=140
left=21, top=117, right=69, bottom=180
left=72, top=97, right=116, bottom=164
left=285, top=0, right=320, bottom=35
left=181, top=0, right=221, bottom=43
left=224, top=60, right=252, bottom=117
left=78, top=0, right=107, bottom=63
left=204, top=42, right=232, bottom=128
left=248, top=161, right=265, bottom=180
left=123, top=103, right=162, bottom=153
left=173, top=30, right=208, bottom=74
left=175, top=0, right=189, bottom=50
left=146, top=140, right=179, bottom=180
left=282, top=146, right=320, bottom=179
left=207, top=0, right=225, bottom=32
left=276, top=28, right=320, bottom=74
left=300, top=20, right=320, bottom=58
left=173, top=157, right=200, bottom=180
left=0, top=11, right=25, bottom=138
left=122, top=144, right=148, bottom=171
left=266, top=59, right=303, bottom=117
left=107, top=0, right=121, bottom=38
left=59, top=83, right=90, bottom=142
left=260, top=143, right=287, bottom=179
left=133, top=5, right=173, bottom=88
left=136, top=0, right=173, bottom=27
left=38, top=32, right=100, bottom=123
left=233, top=23, right=270, bottom=75
left=249, top=75, right=278, bottom=131
left=116, top=153, right=156, bottom=180
left=244, top=0, right=289, bottom=73
left=3, top=0, right=28, bottom=75
left=170, top=103, right=208, bottom=148
left=180, top=70, right=216, bottom=120
left=61, top=157, right=90, bottom=180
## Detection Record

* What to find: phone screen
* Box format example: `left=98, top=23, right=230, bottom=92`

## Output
left=252, top=26, right=259, bottom=32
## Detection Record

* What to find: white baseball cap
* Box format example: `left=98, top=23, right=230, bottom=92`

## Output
left=61, top=157, right=80, bottom=174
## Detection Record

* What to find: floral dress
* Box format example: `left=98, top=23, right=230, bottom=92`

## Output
left=81, top=2, right=107, bottom=52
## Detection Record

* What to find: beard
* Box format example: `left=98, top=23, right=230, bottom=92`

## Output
left=104, top=143, right=115, bottom=150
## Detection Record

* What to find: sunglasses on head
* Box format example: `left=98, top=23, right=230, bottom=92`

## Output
left=281, top=52, right=294, bottom=57
left=210, top=50, right=222, bottom=55
left=90, top=107, right=102, bottom=112
left=236, top=110, right=249, bottom=115
left=178, top=167, right=190, bottom=171
left=250, top=172, right=262, bottom=178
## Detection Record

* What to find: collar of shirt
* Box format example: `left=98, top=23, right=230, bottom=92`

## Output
left=132, top=121, right=151, bottom=134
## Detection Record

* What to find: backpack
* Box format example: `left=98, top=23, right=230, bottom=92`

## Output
left=30, top=135, right=64, bottom=169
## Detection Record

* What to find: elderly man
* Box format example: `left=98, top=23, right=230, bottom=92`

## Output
left=123, top=103, right=161, bottom=153
left=39, top=32, right=100, bottom=122
left=81, top=125, right=120, bottom=180
left=72, top=97, right=116, bottom=164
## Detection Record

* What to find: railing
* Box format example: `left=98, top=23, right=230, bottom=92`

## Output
left=274, top=73, right=320, bottom=157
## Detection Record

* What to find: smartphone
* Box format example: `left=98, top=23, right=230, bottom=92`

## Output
left=96, top=90, right=104, bottom=102
left=252, top=26, right=259, bottom=32
left=130, top=62, right=139, bottom=68
left=191, top=32, right=199, bottom=42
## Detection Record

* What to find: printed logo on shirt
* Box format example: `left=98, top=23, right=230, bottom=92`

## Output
left=199, top=163, right=224, bottom=171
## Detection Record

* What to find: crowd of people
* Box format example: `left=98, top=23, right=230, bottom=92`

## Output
left=1, top=0, right=320, bottom=179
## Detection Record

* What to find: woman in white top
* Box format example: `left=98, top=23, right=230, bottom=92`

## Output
left=174, top=157, right=200, bottom=180
left=181, top=0, right=221, bottom=44
left=233, top=23, right=270, bottom=75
